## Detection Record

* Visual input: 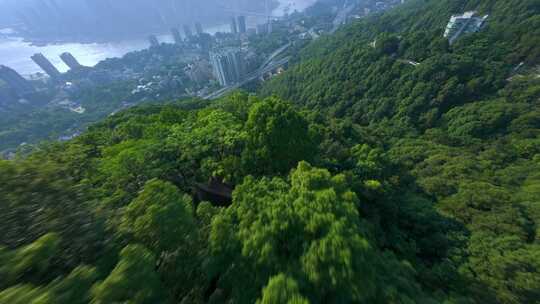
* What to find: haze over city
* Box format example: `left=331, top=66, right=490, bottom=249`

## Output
left=0, top=0, right=316, bottom=75
left=0, top=0, right=279, bottom=41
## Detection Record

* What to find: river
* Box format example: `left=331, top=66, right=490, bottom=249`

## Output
left=0, top=0, right=316, bottom=77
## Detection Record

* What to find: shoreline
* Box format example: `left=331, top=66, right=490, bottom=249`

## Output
left=0, top=0, right=312, bottom=76
left=6, top=25, right=229, bottom=48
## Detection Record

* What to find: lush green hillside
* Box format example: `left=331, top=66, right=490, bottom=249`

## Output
left=260, top=0, right=540, bottom=302
left=263, top=0, right=539, bottom=126
left=1, top=0, right=539, bottom=303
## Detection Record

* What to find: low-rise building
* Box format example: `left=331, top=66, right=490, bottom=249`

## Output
left=184, top=59, right=213, bottom=84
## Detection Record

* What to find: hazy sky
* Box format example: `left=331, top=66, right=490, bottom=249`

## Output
left=0, top=0, right=274, bottom=28
left=0, top=0, right=275, bottom=40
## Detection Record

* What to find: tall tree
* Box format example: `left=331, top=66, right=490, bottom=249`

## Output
left=91, top=244, right=164, bottom=304
left=120, top=179, right=195, bottom=254
left=209, top=162, right=421, bottom=303
left=257, top=274, right=309, bottom=304
left=243, top=97, right=316, bottom=175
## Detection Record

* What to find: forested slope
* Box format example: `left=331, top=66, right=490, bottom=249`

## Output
left=0, top=0, right=539, bottom=303
left=260, top=0, right=540, bottom=302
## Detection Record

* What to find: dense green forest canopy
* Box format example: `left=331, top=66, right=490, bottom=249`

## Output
left=1, top=0, right=539, bottom=303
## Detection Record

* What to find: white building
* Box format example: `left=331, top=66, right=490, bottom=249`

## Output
left=444, top=11, right=488, bottom=44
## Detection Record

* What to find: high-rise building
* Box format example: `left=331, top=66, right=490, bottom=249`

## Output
left=171, top=28, right=183, bottom=44
left=0, top=65, right=35, bottom=96
left=183, top=24, right=193, bottom=38
left=257, top=23, right=268, bottom=35
left=148, top=35, right=159, bottom=47
left=444, top=11, right=488, bottom=44
left=60, top=52, right=83, bottom=70
left=268, top=19, right=273, bottom=34
left=195, top=22, right=204, bottom=36
left=237, top=16, right=247, bottom=34
left=247, top=28, right=257, bottom=36
left=210, top=48, right=245, bottom=86
left=31, top=53, right=61, bottom=79
left=230, top=17, right=238, bottom=34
